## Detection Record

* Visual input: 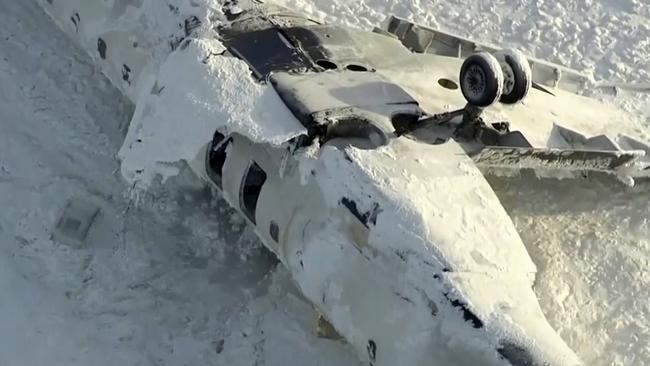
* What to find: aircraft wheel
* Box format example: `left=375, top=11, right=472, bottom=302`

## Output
left=460, top=52, right=504, bottom=107
left=494, top=49, right=532, bottom=104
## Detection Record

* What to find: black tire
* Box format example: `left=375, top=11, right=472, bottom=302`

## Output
left=494, top=49, right=532, bottom=104
left=460, top=53, right=504, bottom=107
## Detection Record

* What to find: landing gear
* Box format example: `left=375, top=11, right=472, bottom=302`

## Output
left=454, top=49, right=531, bottom=140
left=399, top=49, right=531, bottom=141
left=494, top=49, right=532, bottom=104
left=459, top=52, right=504, bottom=107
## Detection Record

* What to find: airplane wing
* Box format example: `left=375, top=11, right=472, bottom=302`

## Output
left=471, top=146, right=649, bottom=185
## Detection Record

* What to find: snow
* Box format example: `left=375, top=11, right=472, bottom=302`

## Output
left=489, top=175, right=650, bottom=366
left=293, top=143, right=581, bottom=365
left=34, top=0, right=307, bottom=188
left=119, top=38, right=305, bottom=187
left=0, top=2, right=354, bottom=366
left=1, top=0, right=649, bottom=366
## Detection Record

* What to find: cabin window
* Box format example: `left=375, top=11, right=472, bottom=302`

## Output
left=437, top=78, right=458, bottom=90
left=212, top=130, right=225, bottom=146
left=207, top=132, right=232, bottom=188
left=346, top=64, right=369, bottom=72
left=316, top=59, right=338, bottom=70
left=240, top=162, right=267, bottom=224
left=269, top=221, right=279, bottom=242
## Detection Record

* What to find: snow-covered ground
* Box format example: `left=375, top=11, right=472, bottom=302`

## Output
left=0, top=2, right=357, bottom=365
left=1, top=0, right=648, bottom=366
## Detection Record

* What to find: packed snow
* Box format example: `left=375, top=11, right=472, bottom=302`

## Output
left=1, top=0, right=649, bottom=366
left=120, top=38, right=305, bottom=187
left=0, top=2, right=356, bottom=365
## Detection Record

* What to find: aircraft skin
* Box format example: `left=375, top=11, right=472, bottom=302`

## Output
left=38, top=0, right=650, bottom=365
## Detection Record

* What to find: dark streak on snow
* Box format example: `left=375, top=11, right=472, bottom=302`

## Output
left=70, top=12, right=80, bottom=32
left=122, top=64, right=131, bottom=84
left=443, top=292, right=483, bottom=329
left=97, top=38, right=107, bottom=59
left=184, top=16, right=201, bottom=37
left=394, top=292, right=414, bottom=305
left=367, top=340, right=377, bottom=364
left=340, top=198, right=382, bottom=228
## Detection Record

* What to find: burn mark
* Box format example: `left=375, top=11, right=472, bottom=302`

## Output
left=97, top=38, right=107, bottom=59
left=340, top=198, right=382, bottom=228
left=444, top=292, right=483, bottom=329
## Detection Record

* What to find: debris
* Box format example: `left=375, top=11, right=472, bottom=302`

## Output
left=52, top=197, right=100, bottom=249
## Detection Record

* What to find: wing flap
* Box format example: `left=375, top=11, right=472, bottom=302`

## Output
left=472, top=146, right=645, bottom=174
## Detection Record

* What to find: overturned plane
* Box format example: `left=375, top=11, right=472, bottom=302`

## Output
left=38, top=0, right=650, bottom=365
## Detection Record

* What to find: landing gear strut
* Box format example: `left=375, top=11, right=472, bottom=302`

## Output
left=402, top=49, right=531, bottom=142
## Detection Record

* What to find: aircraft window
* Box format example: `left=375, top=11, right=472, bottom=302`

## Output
left=212, top=130, right=225, bottom=145
left=269, top=221, right=279, bottom=242
left=207, top=133, right=232, bottom=188
left=438, top=78, right=459, bottom=90
left=240, top=162, right=267, bottom=224
left=346, top=64, right=369, bottom=72
left=316, top=59, right=338, bottom=70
